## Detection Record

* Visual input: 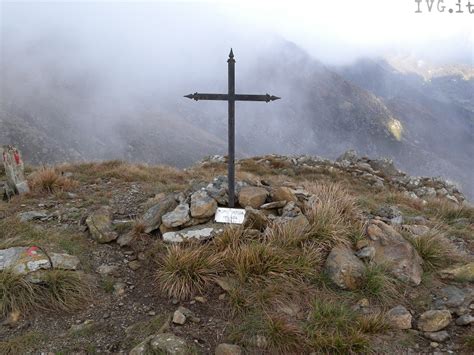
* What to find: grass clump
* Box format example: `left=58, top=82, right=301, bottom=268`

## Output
left=305, top=300, right=370, bottom=354
left=0, top=269, right=90, bottom=317
left=358, top=264, right=400, bottom=303
left=155, top=244, right=223, bottom=300
left=229, top=312, right=304, bottom=353
left=407, top=229, right=458, bottom=272
left=29, top=167, right=78, bottom=194
left=425, top=198, right=474, bottom=224
left=0, top=332, right=43, bottom=354
left=463, top=335, right=474, bottom=351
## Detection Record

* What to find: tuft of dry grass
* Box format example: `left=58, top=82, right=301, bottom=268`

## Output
left=357, top=311, right=390, bottom=334
left=211, top=225, right=255, bottom=253
left=0, top=269, right=90, bottom=317
left=407, top=229, right=459, bottom=272
left=0, top=270, right=38, bottom=317
left=425, top=198, right=474, bottom=224
left=358, top=264, right=400, bottom=303
left=0, top=332, right=43, bottom=355
left=29, top=167, right=78, bottom=194
left=303, top=181, right=358, bottom=218
left=229, top=312, right=304, bottom=353
left=155, top=244, right=224, bottom=300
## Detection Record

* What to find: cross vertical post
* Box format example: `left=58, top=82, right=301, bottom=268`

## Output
left=227, top=49, right=236, bottom=207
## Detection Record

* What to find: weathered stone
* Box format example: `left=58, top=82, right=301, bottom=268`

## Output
left=281, top=201, right=302, bottom=218
left=162, top=224, right=221, bottom=243
left=386, top=305, right=412, bottom=329
left=142, top=195, right=178, bottom=233
left=355, top=246, right=375, bottom=260
left=1, top=145, right=30, bottom=195
left=424, top=331, right=449, bottom=342
left=376, top=205, right=402, bottom=220
left=18, top=211, right=48, bottom=222
left=49, top=253, right=80, bottom=270
left=366, top=219, right=423, bottom=285
left=0, top=246, right=51, bottom=274
left=130, top=333, right=190, bottom=355
left=113, top=282, right=126, bottom=296
left=260, top=201, right=286, bottom=209
left=86, top=206, right=117, bottom=243
left=417, top=310, right=452, bottom=332
left=162, top=204, right=191, bottom=228
left=336, top=149, right=359, bottom=163
left=172, top=309, right=186, bottom=325
left=215, top=343, right=242, bottom=355
left=215, top=276, right=238, bottom=292
left=434, top=286, right=466, bottom=308
left=190, top=190, right=217, bottom=218
left=238, top=186, right=268, bottom=208
left=117, top=232, right=134, bottom=247
left=440, top=262, right=474, bottom=282
left=270, top=186, right=297, bottom=204
left=128, top=260, right=141, bottom=271
left=455, top=314, right=474, bottom=325
left=368, top=158, right=399, bottom=177
left=96, top=264, right=118, bottom=275
left=243, top=207, right=268, bottom=231
left=325, top=246, right=365, bottom=290
left=402, top=225, right=430, bottom=236
left=206, top=175, right=229, bottom=205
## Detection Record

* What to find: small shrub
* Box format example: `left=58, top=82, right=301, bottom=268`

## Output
left=358, top=264, right=399, bottom=303
left=29, top=168, right=77, bottom=194
left=155, top=244, right=223, bottom=300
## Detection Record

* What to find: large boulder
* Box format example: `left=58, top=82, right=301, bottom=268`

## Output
left=1, top=145, right=30, bottom=195
left=0, top=246, right=51, bottom=274
left=162, top=204, right=191, bottom=228
left=366, top=219, right=423, bottom=285
left=325, top=246, right=365, bottom=290
left=142, top=195, right=178, bottom=233
left=86, top=206, right=118, bottom=243
left=270, top=186, right=297, bottom=204
left=417, top=310, right=452, bottom=332
left=238, top=186, right=268, bottom=208
left=190, top=190, right=217, bottom=218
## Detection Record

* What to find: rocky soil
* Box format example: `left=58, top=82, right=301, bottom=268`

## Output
left=0, top=151, right=473, bottom=354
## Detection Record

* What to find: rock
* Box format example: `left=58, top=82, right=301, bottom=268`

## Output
left=281, top=201, right=302, bottom=218
left=142, top=195, right=178, bottom=233
left=18, top=211, right=48, bottom=222
left=434, top=286, right=466, bottom=308
left=190, top=190, right=217, bottom=218
left=130, top=333, right=190, bottom=355
left=424, top=331, right=449, bottom=342
left=113, top=282, right=126, bottom=296
left=355, top=246, right=375, bottom=260
left=206, top=176, right=229, bottom=205
left=238, top=186, right=268, bottom=208
left=250, top=335, right=268, bottom=349
left=215, top=343, right=242, bottom=355
left=260, top=201, right=286, bottom=209
left=440, top=262, right=474, bottom=282
left=270, top=186, right=297, bottom=204
left=69, top=320, right=95, bottom=334
left=376, top=205, right=402, bottom=220
left=162, top=224, right=221, bottom=243
left=49, top=253, right=80, bottom=270
left=215, top=276, right=238, bottom=292
left=117, top=232, right=134, bottom=247
left=0, top=246, right=51, bottom=274
left=417, top=310, right=452, bottom=332
left=387, top=305, right=412, bottom=329
left=402, top=225, right=430, bottom=236
left=195, top=296, right=206, bottom=303
left=128, top=260, right=141, bottom=271
left=455, top=314, right=474, bottom=325
left=1, top=145, right=30, bottom=195
left=324, top=246, right=365, bottom=290
left=243, top=207, right=268, bottom=231
left=162, top=204, right=191, bottom=228
left=366, top=219, right=423, bottom=285
left=96, top=264, right=118, bottom=275
left=86, top=206, right=117, bottom=243
left=172, top=309, right=186, bottom=325
left=368, top=158, right=399, bottom=177
left=336, top=150, right=359, bottom=163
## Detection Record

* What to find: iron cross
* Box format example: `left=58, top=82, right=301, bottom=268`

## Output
left=185, top=49, right=280, bottom=208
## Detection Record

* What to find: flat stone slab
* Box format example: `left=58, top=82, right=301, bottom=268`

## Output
left=162, top=224, right=223, bottom=243
left=0, top=246, right=51, bottom=274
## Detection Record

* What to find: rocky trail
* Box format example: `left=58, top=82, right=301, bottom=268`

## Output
left=0, top=151, right=473, bottom=354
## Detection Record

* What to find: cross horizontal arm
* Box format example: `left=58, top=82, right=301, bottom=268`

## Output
left=184, top=92, right=281, bottom=102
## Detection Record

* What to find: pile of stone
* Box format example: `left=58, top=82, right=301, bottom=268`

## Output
left=200, top=150, right=466, bottom=204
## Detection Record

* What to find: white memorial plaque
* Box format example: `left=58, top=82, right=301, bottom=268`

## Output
left=215, top=207, right=246, bottom=224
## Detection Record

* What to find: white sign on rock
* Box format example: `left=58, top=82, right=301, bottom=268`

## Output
left=215, top=207, right=246, bottom=224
